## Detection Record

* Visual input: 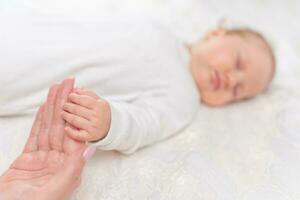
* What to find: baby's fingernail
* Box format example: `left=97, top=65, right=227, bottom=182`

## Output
left=83, top=146, right=96, bottom=162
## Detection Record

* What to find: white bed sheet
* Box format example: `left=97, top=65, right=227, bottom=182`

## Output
left=0, top=0, right=300, bottom=199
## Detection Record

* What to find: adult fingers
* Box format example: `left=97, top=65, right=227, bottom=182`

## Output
left=61, top=79, right=86, bottom=154
left=22, top=105, right=44, bottom=153
left=49, top=78, right=74, bottom=151
left=38, top=84, right=59, bottom=151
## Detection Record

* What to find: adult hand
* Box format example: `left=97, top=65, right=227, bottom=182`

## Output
left=0, top=79, right=96, bottom=200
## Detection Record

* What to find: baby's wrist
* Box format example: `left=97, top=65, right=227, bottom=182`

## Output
left=89, top=131, right=108, bottom=143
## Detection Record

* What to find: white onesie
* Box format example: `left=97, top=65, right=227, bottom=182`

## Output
left=0, top=12, right=200, bottom=154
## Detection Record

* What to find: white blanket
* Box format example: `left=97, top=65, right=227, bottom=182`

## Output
left=0, top=0, right=299, bottom=199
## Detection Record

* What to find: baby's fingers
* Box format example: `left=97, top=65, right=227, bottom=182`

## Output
left=73, top=88, right=99, bottom=100
left=64, top=126, right=92, bottom=142
left=63, top=103, right=92, bottom=120
left=61, top=111, right=93, bottom=132
left=68, top=93, right=96, bottom=109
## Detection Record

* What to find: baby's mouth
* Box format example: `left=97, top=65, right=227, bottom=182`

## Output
left=211, top=70, right=221, bottom=90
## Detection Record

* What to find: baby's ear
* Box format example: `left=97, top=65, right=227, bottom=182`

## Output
left=203, top=28, right=227, bottom=41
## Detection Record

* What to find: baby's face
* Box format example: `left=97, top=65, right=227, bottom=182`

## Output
left=190, top=29, right=273, bottom=107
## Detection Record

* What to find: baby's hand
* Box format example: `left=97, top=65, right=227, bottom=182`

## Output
left=61, top=88, right=111, bottom=142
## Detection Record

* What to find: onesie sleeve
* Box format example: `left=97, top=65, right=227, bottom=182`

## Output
left=91, top=85, right=199, bottom=154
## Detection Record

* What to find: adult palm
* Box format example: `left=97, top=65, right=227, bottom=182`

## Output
left=0, top=79, right=93, bottom=200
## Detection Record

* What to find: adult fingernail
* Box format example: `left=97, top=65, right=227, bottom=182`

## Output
left=83, top=146, right=96, bottom=162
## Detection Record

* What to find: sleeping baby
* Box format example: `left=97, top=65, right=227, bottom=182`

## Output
left=60, top=24, right=275, bottom=154
left=0, top=16, right=275, bottom=154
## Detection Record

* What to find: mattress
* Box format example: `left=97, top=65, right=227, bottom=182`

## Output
left=0, top=0, right=299, bottom=199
